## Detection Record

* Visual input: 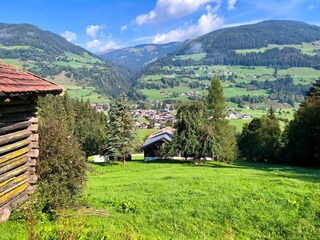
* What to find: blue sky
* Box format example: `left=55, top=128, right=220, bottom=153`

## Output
left=0, top=0, right=319, bottom=53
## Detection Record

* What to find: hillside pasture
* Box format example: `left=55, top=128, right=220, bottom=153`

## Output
left=1, top=160, right=320, bottom=239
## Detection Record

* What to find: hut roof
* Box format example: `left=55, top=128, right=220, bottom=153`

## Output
left=141, top=133, right=173, bottom=150
left=0, top=61, right=62, bottom=96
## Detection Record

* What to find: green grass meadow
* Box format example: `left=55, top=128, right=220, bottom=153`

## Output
left=1, top=160, right=320, bottom=239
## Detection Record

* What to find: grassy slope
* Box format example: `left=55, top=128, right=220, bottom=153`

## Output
left=1, top=161, right=320, bottom=239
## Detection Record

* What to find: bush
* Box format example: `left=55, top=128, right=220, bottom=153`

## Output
left=37, top=117, right=86, bottom=210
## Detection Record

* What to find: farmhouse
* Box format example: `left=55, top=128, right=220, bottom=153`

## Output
left=141, top=127, right=174, bottom=161
left=0, top=61, right=62, bottom=221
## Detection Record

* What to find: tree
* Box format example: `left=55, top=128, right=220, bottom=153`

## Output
left=166, top=75, right=236, bottom=163
left=37, top=96, right=87, bottom=210
left=206, top=75, right=237, bottom=162
left=284, top=80, right=320, bottom=166
left=238, top=108, right=281, bottom=162
left=104, top=96, right=135, bottom=165
left=165, top=101, right=204, bottom=161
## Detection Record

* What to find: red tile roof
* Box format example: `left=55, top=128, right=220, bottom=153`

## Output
left=0, top=61, right=62, bottom=96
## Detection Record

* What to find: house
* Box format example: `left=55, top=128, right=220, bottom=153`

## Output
left=0, top=61, right=62, bottom=221
left=141, top=127, right=174, bottom=161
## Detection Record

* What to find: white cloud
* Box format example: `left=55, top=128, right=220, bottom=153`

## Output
left=120, top=25, right=128, bottom=32
left=153, top=9, right=223, bottom=44
left=227, top=0, right=237, bottom=10
left=86, top=39, right=101, bottom=49
left=99, top=40, right=123, bottom=52
left=135, top=0, right=218, bottom=25
left=86, top=24, right=104, bottom=38
left=61, top=31, right=77, bottom=42
left=136, top=11, right=156, bottom=25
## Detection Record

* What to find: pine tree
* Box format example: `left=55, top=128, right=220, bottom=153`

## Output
left=105, top=96, right=135, bottom=165
left=206, top=75, right=237, bottom=162
left=285, top=80, right=320, bottom=166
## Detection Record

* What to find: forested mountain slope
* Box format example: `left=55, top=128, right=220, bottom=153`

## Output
left=0, top=23, right=133, bottom=98
left=99, top=42, right=181, bottom=72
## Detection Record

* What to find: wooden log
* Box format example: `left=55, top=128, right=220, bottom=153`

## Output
left=27, top=124, right=38, bottom=133
left=0, top=139, right=31, bottom=155
left=0, top=112, right=34, bottom=123
left=0, top=96, right=36, bottom=105
left=28, top=167, right=36, bottom=175
left=0, top=207, right=11, bottom=222
left=0, top=147, right=29, bottom=165
left=0, top=121, right=31, bottom=134
left=29, top=142, right=39, bottom=149
left=28, top=134, right=39, bottom=142
left=28, top=117, right=38, bottom=124
left=0, top=182, right=29, bottom=208
left=0, top=188, right=29, bottom=220
left=0, top=173, right=29, bottom=193
left=29, top=175, right=38, bottom=184
left=0, top=164, right=29, bottom=184
left=0, top=154, right=28, bottom=168
left=0, top=180, right=28, bottom=197
left=0, top=130, right=32, bottom=147
left=27, top=159, right=37, bottom=167
left=0, top=155, right=28, bottom=175
left=0, top=104, right=36, bottom=114
left=27, top=149, right=39, bottom=158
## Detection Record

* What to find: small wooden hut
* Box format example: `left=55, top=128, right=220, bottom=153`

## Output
left=141, top=127, right=174, bottom=161
left=0, top=61, right=62, bottom=221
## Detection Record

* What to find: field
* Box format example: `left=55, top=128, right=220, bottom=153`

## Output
left=235, top=43, right=320, bottom=56
left=1, top=160, right=320, bottom=239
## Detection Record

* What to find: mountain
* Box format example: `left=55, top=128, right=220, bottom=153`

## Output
left=175, top=20, right=320, bottom=55
left=133, top=20, right=320, bottom=105
left=98, top=42, right=181, bottom=72
left=0, top=23, right=132, bottom=98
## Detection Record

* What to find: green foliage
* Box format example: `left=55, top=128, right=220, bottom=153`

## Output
left=37, top=109, right=86, bottom=210
left=104, top=96, right=135, bottom=162
left=238, top=108, right=282, bottom=162
left=38, top=95, right=107, bottom=157
left=167, top=76, right=236, bottom=162
left=284, top=80, right=320, bottom=166
left=36, top=94, right=108, bottom=210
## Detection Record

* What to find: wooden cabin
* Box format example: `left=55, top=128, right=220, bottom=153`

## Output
left=141, top=127, right=174, bottom=161
left=0, top=61, right=62, bottom=221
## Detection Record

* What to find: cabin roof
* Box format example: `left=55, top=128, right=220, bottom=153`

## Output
left=141, top=133, right=173, bottom=149
left=0, top=61, right=63, bottom=96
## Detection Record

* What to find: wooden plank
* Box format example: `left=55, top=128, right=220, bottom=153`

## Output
left=0, top=155, right=28, bottom=175
left=0, top=165, right=29, bottom=184
left=0, top=182, right=29, bottom=208
left=0, top=148, right=29, bottom=165
left=0, top=130, right=32, bottom=147
left=0, top=104, right=36, bottom=114
left=0, top=121, right=31, bottom=135
left=0, top=139, right=31, bottom=155
left=0, top=112, right=34, bottom=123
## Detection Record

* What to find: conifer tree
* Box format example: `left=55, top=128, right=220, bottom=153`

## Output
left=206, top=75, right=237, bottom=162
left=285, top=80, right=320, bottom=166
left=105, top=96, right=135, bottom=165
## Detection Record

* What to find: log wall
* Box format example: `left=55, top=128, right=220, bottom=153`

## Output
left=0, top=95, right=39, bottom=221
